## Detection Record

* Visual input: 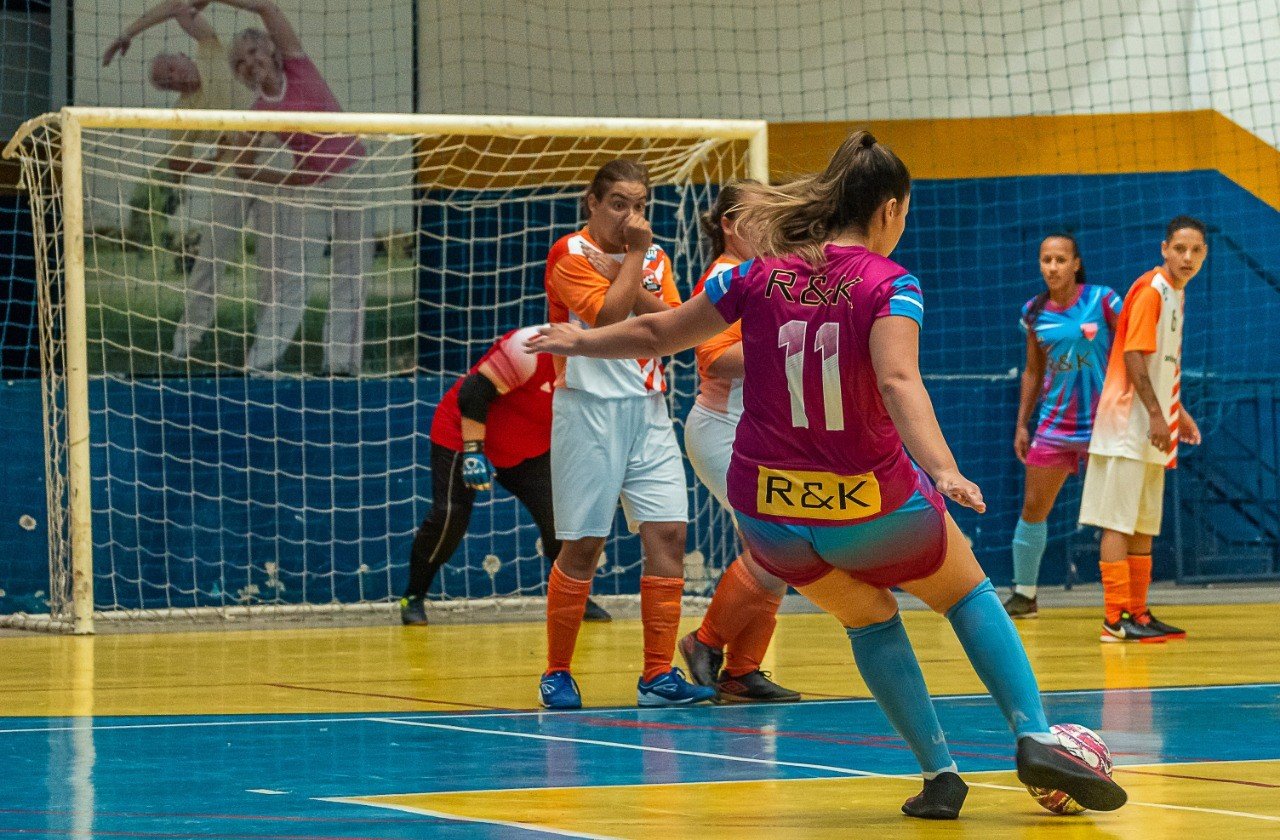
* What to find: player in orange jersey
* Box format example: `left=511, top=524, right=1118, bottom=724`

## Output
left=676, top=182, right=800, bottom=703
left=538, top=160, right=714, bottom=709
left=1080, top=216, right=1206, bottom=643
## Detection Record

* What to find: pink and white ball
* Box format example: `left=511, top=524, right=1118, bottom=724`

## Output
left=1025, top=724, right=1115, bottom=814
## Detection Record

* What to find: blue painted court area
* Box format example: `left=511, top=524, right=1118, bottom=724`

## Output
left=2, top=683, right=1278, bottom=838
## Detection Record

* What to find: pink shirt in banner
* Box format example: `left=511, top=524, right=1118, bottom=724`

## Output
left=253, top=55, right=366, bottom=176
left=702, top=245, right=927, bottom=526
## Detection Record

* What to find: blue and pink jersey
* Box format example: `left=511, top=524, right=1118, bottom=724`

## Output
left=703, top=244, right=927, bottom=526
left=1021, top=284, right=1122, bottom=446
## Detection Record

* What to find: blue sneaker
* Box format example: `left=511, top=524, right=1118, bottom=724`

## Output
left=637, top=667, right=717, bottom=707
left=539, top=670, right=582, bottom=710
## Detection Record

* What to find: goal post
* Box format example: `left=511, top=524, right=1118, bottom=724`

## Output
left=4, top=106, right=768, bottom=633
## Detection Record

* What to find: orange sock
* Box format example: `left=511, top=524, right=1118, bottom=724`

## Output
left=640, top=575, right=684, bottom=682
left=1100, top=561, right=1130, bottom=625
left=546, top=564, right=592, bottom=675
left=1127, top=554, right=1153, bottom=616
left=718, top=560, right=784, bottom=678
left=695, top=556, right=759, bottom=650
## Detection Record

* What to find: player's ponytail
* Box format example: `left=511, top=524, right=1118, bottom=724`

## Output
left=699, top=179, right=756, bottom=257
left=1024, top=232, right=1085, bottom=329
left=581, top=159, right=650, bottom=220
left=731, top=130, right=910, bottom=267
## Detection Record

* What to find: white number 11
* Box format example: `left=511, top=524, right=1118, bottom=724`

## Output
left=778, top=320, right=845, bottom=431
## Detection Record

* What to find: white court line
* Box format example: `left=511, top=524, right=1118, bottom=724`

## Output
left=367, top=717, right=879, bottom=777
left=319, top=797, right=620, bottom=840
left=367, top=717, right=1280, bottom=823
left=2, top=681, right=1275, bottom=735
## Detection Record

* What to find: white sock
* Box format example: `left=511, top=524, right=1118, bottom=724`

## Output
left=1015, top=585, right=1038, bottom=599
left=922, top=762, right=959, bottom=780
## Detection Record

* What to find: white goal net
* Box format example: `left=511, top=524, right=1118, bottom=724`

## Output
left=4, top=107, right=765, bottom=632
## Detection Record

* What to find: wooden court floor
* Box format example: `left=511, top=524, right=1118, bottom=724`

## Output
left=1, top=602, right=1278, bottom=838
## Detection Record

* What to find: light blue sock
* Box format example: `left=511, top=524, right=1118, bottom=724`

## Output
left=946, top=579, right=1051, bottom=738
left=1011, top=518, right=1048, bottom=594
left=847, top=614, right=956, bottom=775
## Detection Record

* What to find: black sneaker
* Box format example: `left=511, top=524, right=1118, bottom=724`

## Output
left=678, top=630, right=724, bottom=688
left=717, top=669, right=801, bottom=703
left=1100, top=612, right=1166, bottom=643
left=902, top=771, right=968, bottom=819
left=1016, top=736, right=1127, bottom=812
left=399, top=595, right=428, bottom=626
left=1134, top=609, right=1186, bottom=639
left=582, top=597, right=612, bottom=622
left=1003, top=592, right=1039, bottom=619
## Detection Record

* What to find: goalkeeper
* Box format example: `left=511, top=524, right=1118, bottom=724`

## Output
left=400, top=327, right=611, bottom=626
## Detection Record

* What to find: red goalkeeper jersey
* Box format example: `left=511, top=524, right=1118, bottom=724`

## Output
left=430, top=327, right=556, bottom=468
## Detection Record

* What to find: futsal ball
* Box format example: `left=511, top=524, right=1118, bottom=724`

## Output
left=1025, top=724, right=1114, bottom=815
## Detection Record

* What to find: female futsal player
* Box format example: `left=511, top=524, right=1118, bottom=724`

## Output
left=529, top=131, right=1127, bottom=819
left=1005, top=235, right=1122, bottom=618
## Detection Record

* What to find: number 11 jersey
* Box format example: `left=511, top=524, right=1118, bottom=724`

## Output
left=703, top=244, right=926, bottom=526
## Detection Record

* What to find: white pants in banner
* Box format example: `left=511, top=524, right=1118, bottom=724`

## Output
left=551, top=389, right=688, bottom=540
left=170, top=171, right=258, bottom=358
left=683, top=402, right=738, bottom=513
left=244, top=169, right=374, bottom=375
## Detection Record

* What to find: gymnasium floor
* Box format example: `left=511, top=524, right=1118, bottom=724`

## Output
left=3, top=600, right=1279, bottom=838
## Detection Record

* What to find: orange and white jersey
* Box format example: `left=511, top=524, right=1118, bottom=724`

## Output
left=544, top=227, right=681, bottom=399
left=1089, top=268, right=1184, bottom=468
left=693, top=256, right=744, bottom=420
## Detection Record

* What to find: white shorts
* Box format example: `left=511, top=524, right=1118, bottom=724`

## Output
left=551, top=389, right=688, bottom=540
left=1078, top=454, right=1166, bottom=536
left=683, top=402, right=738, bottom=512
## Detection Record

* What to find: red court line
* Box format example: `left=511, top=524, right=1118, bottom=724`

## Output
left=1116, top=767, right=1280, bottom=788
left=263, top=682, right=518, bottom=712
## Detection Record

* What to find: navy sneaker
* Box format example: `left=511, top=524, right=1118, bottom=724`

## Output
left=1134, top=609, right=1186, bottom=639
left=636, top=667, right=717, bottom=707
left=539, top=670, right=582, bottom=710
left=399, top=595, right=428, bottom=626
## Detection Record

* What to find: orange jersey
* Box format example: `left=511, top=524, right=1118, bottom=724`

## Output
left=544, top=227, right=680, bottom=398
left=1090, top=268, right=1184, bottom=468
left=693, top=256, right=744, bottom=417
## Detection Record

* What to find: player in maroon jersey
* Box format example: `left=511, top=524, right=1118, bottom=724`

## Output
left=400, top=327, right=610, bottom=625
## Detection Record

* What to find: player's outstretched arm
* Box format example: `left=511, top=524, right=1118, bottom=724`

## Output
left=104, top=0, right=202, bottom=65
left=193, top=0, right=304, bottom=57
left=528, top=294, right=728, bottom=360
left=870, top=315, right=986, bottom=513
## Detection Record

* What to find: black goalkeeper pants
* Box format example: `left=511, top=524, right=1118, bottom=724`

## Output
left=403, top=442, right=560, bottom=598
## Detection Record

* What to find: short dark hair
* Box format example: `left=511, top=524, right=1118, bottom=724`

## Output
left=1165, top=215, right=1207, bottom=240
left=581, top=159, right=649, bottom=219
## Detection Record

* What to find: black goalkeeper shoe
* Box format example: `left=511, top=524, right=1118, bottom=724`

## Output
left=1134, top=609, right=1186, bottom=639
left=1016, top=736, right=1127, bottom=812
left=902, top=772, right=968, bottom=820
left=399, top=595, right=428, bottom=626
left=582, top=597, right=613, bottom=622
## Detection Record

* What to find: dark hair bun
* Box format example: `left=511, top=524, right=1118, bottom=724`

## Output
left=860, top=132, right=877, bottom=149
